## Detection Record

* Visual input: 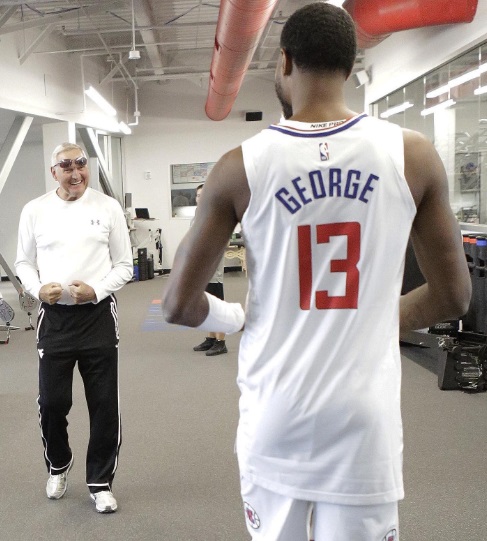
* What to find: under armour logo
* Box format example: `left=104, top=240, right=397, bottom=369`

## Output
left=38, top=348, right=44, bottom=359
left=91, top=219, right=100, bottom=225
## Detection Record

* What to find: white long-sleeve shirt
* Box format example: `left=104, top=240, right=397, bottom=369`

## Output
left=15, top=187, right=133, bottom=305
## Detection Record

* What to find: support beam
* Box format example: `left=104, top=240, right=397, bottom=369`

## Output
left=0, top=2, right=123, bottom=35
left=0, top=6, right=17, bottom=29
left=19, top=24, right=54, bottom=65
left=0, top=116, right=33, bottom=196
left=77, top=127, right=122, bottom=206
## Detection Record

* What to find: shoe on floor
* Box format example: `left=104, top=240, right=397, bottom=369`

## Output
left=90, top=490, right=118, bottom=513
left=46, top=458, right=73, bottom=500
left=193, top=337, right=216, bottom=351
left=206, top=340, right=228, bottom=356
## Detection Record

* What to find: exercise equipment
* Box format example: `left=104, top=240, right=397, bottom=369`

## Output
left=437, top=331, right=487, bottom=393
left=0, top=252, right=38, bottom=332
left=0, top=296, right=18, bottom=344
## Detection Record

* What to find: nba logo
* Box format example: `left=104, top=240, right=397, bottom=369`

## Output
left=319, top=142, right=329, bottom=161
left=383, top=529, right=397, bottom=541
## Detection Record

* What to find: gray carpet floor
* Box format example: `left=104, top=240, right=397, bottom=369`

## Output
left=0, top=272, right=486, bottom=541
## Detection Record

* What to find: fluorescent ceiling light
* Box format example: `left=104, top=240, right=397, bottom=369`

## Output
left=426, top=63, right=487, bottom=98
left=380, top=101, right=414, bottom=119
left=119, top=121, right=132, bottom=135
left=426, top=84, right=450, bottom=99
left=327, top=0, right=345, bottom=6
left=84, top=85, right=117, bottom=116
left=474, top=85, right=487, bottom=96
left=420, top=99, right=456, bottom=117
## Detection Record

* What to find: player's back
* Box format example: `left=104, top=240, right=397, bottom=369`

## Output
left=237, top=114, right=416, bottom=504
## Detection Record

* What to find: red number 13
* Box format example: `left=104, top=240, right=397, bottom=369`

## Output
left=298, top=222, right=361, bottom=310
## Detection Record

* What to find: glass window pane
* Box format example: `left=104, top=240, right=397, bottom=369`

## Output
left=371, top=43, right=487, bottom=224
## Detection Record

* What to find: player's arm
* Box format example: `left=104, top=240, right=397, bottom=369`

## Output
left=163, top=146, right=249, bottom=329
left=400, top=129, right=471, bottom=334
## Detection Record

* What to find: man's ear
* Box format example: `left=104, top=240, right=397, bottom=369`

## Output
left=280, top=48, right=293, bottom=76
left=50, top=167, right=58, bottom=181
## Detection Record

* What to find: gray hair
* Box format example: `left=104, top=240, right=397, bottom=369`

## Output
left=51, top=143, right=86, bottom=166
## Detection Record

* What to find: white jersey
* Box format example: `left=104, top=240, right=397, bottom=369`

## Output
left=16, top=187, right=133, bottom=305
left=238, top=114, right=416, bottom=505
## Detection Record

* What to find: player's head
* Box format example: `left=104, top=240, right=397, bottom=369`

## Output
left=280, top=3, right=356, bottom=77
left=276, top=3, right=357, bottom=119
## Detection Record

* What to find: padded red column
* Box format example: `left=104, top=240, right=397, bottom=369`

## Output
left=343, top=0, right=478, bottom=48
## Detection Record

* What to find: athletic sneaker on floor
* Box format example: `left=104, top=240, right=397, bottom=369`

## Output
left=206, top=340, right=228, bottom=356
left=193, top=337, right=215, bottom=351
left=46, top=459, right=73, bottom=500
left=90, top=490, right=118, bottom=513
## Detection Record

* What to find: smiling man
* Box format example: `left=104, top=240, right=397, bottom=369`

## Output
left=15, top=142, right=133, bottom=513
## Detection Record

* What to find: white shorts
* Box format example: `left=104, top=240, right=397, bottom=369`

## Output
left=240, top=477, right=399, bottom=541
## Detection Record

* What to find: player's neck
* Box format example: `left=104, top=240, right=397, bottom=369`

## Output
left=289, top=103, right=357, bottom=124
left=289, top=76, right=356, bottom=123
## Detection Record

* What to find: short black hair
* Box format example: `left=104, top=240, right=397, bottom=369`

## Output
left=280, top=3, right=357, bottom=76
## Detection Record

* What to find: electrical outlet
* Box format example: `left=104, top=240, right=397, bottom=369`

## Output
left=144, top=171, right=152, bottom=180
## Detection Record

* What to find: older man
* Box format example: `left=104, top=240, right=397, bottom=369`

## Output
left=16, top=142, right=133, bottom=513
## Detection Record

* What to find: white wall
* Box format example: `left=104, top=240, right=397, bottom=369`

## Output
left=364, top=2, right=487, bottom=105
left=0, top=30, right=127, bottom=130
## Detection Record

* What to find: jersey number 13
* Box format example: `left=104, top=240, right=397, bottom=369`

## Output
left=298, top=222, right=360, bottom=310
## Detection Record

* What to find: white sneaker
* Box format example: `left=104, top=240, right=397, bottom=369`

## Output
left=46, top=459, right=73, bottom=500
left=90, top=490, right=118, bottom=513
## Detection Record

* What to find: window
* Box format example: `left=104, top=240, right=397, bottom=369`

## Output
left=373, top=43, right=487, bottom=224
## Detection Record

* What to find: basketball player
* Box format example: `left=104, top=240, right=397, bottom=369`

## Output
left=163, top=3, right=471, bottom=539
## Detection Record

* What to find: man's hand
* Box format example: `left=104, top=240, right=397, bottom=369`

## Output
left=39, top=283, right=63, bottom=305
left=68, top=280, right=96, bottom=304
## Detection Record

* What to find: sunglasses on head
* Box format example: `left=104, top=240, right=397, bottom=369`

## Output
left=53, top=156, right=88, bottom=169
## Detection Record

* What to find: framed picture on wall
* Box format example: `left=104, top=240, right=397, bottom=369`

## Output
left=171, top=162, right=216, bottom=184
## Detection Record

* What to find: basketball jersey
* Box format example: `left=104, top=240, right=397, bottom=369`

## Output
left=238, top=114, right=416, bottom=505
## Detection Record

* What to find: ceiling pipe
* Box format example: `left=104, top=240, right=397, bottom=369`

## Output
left=343, top=0, right=478, bottom=49
left=205, top=0, right=279, bottom=121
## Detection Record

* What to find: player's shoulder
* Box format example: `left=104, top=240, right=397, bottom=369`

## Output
left=402, top=128, right=446, bottom=204
left=214, top=145, right=245, bottom=172
left=402, top=128, right=434, bottom=154
left=402, top=128, right=442, bottom=176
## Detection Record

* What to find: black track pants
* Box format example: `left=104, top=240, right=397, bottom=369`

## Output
left=36, top=296, right=121, bottom=493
